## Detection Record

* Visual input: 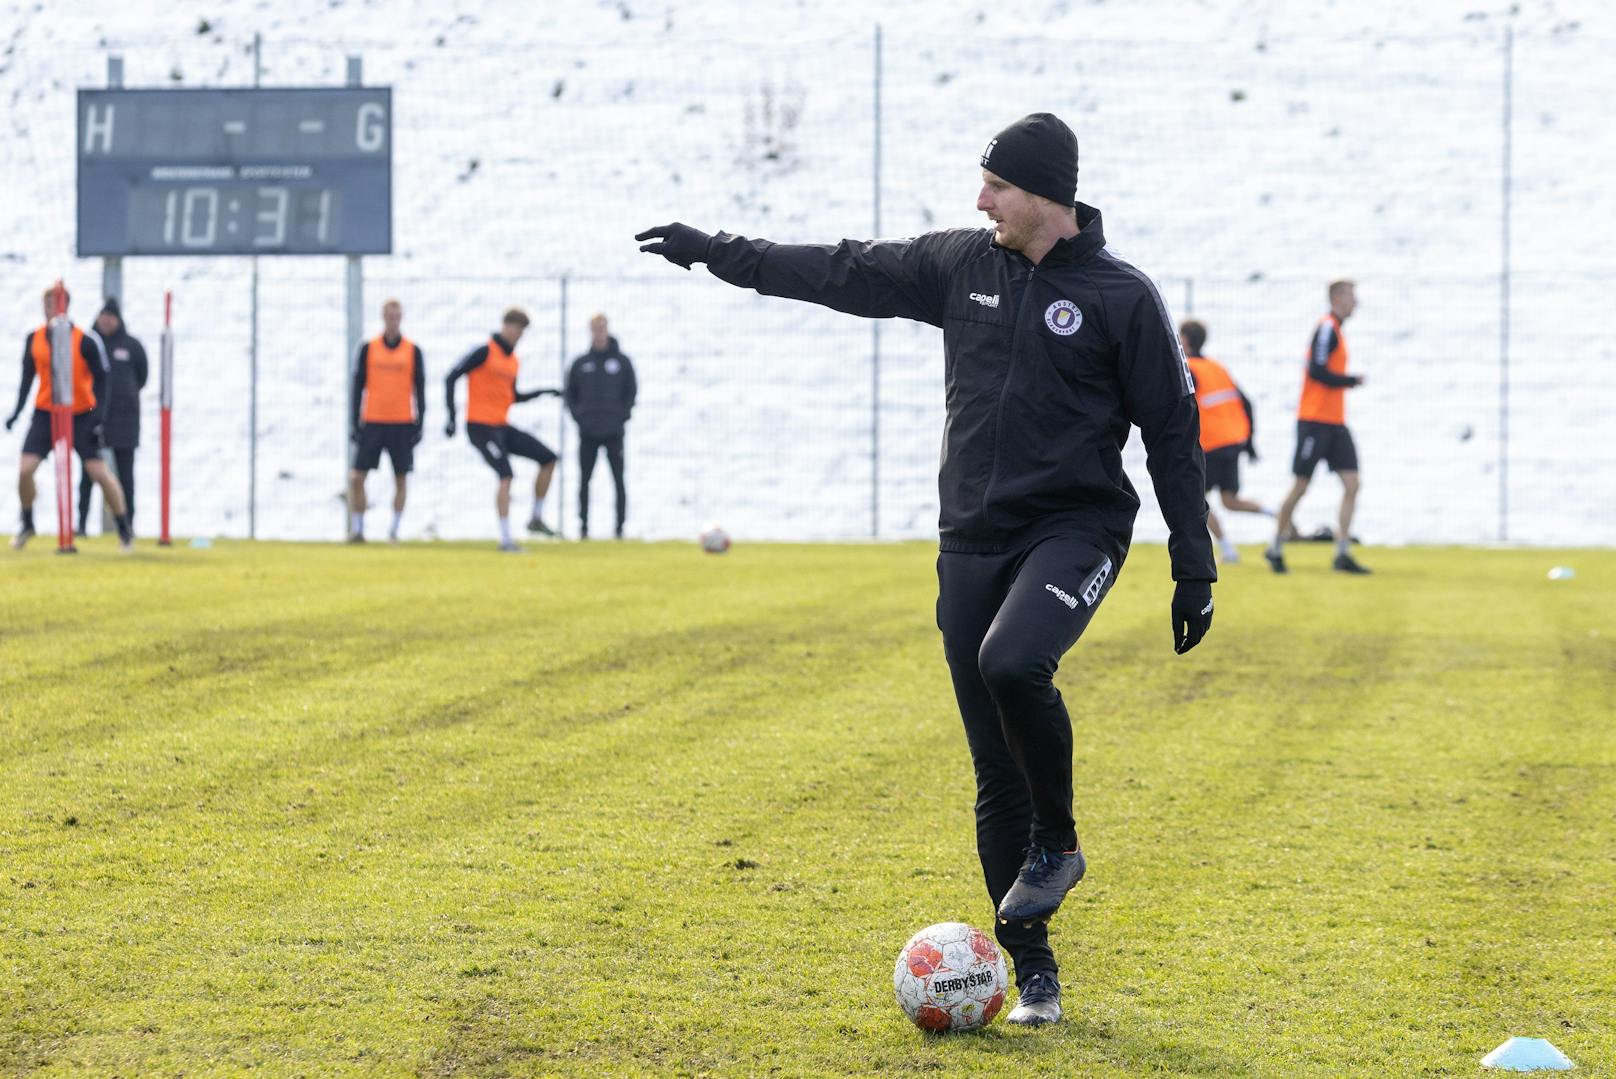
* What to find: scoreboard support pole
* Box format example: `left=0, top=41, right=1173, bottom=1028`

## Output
left=159, top=291, right=174, bottom=546
left=343, top=54, right=365, bottom=540
left=97, top=54, right=124, bottom=538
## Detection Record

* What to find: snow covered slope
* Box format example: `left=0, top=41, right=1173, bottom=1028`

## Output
left=1, top=0, right=1611, bottom=544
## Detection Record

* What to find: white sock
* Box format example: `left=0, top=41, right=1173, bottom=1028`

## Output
left=350, top=511, right=363, bottom=534
left=499, top=516, right=512, bottom=545
left=1219, top=536, right=1239, bottom=559
left=1268, top=532, right=1284, bottom=555
left=530, top=496, right=545, bottom=522
left=390, top=511, right=403, bottom=537
left=1336, top=538, right=1351, bottom=557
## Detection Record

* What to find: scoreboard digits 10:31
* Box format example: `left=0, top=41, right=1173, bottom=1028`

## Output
left=77, top=87, right=391, bottom=257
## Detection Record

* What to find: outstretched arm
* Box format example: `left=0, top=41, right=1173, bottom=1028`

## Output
left=514, top=387, right=561, bottom=403
left=638, top=223, right=971, bottom=328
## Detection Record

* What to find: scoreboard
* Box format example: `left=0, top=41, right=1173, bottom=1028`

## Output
left=77, top=87, right=391, bottom=257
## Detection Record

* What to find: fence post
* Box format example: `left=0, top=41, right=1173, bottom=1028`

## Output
left=870, top=22, right=883, bottom=539
left=557, top=275, right=568, bottom=539
left=1498, top=25, right=1513, bottom=543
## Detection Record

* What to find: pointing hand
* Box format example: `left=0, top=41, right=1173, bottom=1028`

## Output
left=635, top=223, right=714, bottom=270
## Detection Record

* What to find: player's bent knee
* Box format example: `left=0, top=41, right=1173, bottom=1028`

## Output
left=977, top=639, right=1051, bottom=703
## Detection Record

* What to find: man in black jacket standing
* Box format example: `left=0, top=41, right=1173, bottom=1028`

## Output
left=638, top=113, right=1214, bottom=1028
left=565, top=314, right=637, bottom=539
left=77, top=299, right=146, bottom=536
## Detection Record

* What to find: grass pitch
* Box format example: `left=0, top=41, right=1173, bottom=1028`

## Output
left=1, top=537, right=1612, bottom=1077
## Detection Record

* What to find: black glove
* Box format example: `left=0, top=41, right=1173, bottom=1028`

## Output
left=635, top=223, right=713, bottom=270
left=444, top=419, right=457, bottom=438
left=91, top=418, right=105, bottom=441
left=1171, top=581, right=1214, bottom=655
left=412, top=425, right=423, bottom=446
left=350, top=423, right=364, bottom=445
left=4, top=414, right=15, bottom=432
left=1244, top=439, right=1258, bottom=462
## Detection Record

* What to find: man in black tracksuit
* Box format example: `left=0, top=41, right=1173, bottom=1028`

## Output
left=638, top=114, right=1215, bottom=1028
left=566, top=313, right=637, bottom=539
left=77, top=299, right=147, bottom=535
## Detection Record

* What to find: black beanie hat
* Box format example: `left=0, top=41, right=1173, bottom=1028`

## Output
left=979, top=113, right=1079, bottom=206
left=99, top=297, right=121, bottom=320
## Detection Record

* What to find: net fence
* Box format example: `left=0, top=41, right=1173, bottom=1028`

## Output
left=1, top=15, right=1610, bottom=544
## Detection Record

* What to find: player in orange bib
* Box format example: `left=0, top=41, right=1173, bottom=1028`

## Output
left=1179, top=320, right=1271, bottom=565
left=5, top=285, right=133, bottom=551
left=443, top=308, right=562, bottom=552
left=1266, top=280, right=1370, bottom=574
left=348, top=298, right=426, bottom=544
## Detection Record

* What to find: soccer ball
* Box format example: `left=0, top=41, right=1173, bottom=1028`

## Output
left=699, top=524, right=731, bottom=554
left=893, top=922, right=1008, bottom=1032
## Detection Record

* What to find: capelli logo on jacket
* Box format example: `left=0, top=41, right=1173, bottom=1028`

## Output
left=969, top=292, right=1000, bottom=310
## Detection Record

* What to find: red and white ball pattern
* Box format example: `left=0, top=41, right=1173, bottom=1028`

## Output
left=699, top=524, right=731, bottom=554
left=893, top=922, right=1008, bottom=1032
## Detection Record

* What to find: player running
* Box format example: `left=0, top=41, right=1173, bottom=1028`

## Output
left=1180, top=320, right=1270, bottom=565
left=638, top=112, right=1214, bottom=1027
left=6, top=285, right=133, bottom=551
left=1266, top=280, right=1370, bottom=575
left=348, top=298, right=425, bottom=544
left=443, top=308, right=561, bottom=552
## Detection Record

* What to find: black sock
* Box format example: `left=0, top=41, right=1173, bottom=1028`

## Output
left=116, top=514, right=132, bottom=541
left=21, top=507, right=34, bottom=530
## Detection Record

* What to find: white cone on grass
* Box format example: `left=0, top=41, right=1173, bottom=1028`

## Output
left=1481, top=1037, right=1574, bottom=1072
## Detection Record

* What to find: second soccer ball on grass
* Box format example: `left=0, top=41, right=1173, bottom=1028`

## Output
left=699, top=524, right=731, bottom=554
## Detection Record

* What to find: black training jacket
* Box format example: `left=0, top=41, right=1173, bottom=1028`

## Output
left=98, top=323, right=148, bottom=449
left=565, top=335, right=637, bottom=439
left=704, top=203, right=1215, bottom=581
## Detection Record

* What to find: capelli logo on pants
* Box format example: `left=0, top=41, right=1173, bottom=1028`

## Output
left=1047, top=556, right=1115, bottom=611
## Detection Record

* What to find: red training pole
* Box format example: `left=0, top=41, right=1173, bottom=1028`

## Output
left=159, top=290, right=174, bottom=546
left=47, top=281, right=76, bottom=554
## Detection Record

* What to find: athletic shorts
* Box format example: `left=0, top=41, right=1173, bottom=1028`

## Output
left=467, top=423, right=556, bottom=479
left=1292, top=421, right=1358, bottom=478
left=21, top=409, right=102, bottom=459
left=1203, top=445, right=1243, bottom=493
left=353, top=422, right=416, bottom=474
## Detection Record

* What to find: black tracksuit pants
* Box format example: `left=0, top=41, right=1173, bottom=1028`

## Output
left=578, top=433, right=626, bottom=534
left=77, top=447, right=135, bottom=531
left=936, top=531, right=1120, bottom=982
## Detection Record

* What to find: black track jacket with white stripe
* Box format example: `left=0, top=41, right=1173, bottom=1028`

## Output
left=703, top=202, right=1215, bottom=582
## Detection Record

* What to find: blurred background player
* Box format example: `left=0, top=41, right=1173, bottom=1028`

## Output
left=76, top=298, right=147, bottom=537
left=443, top=307, right=561, bottom=552
left=1179, top=319, right=1269, bottom=565
left=565, top=313, right=637, bottom=540
left=348, top=298, right=425, bottom=543
left=6, top=285, right=132, bottom=551
left=1267, top=280, right=1370, bottom=575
